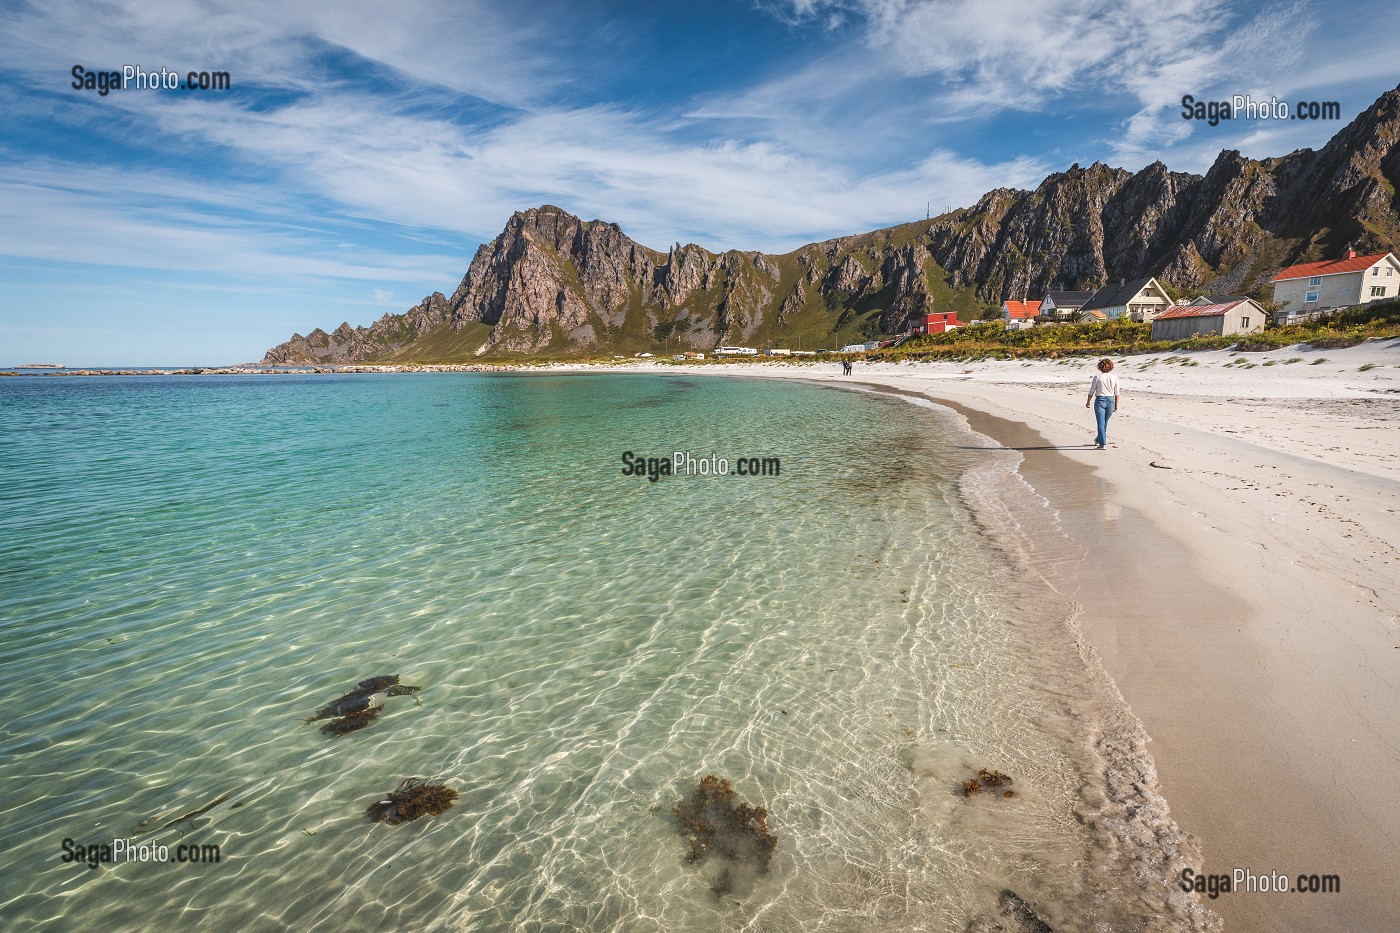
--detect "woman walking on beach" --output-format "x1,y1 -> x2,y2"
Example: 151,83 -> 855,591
1086,358 -> 1120,449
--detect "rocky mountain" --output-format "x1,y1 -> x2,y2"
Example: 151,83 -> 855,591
265,84 -> 1400,364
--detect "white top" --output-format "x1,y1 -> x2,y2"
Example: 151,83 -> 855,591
1089,372 -> 1120,397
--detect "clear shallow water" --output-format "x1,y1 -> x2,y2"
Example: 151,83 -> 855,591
0,373 -> 1198,931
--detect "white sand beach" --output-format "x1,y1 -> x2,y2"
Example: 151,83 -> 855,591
593,339 -> 1400,932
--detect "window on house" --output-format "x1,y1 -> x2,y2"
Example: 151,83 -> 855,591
1389,267 -> 1394,277
1241,317 -> 1250,328
1373,268 -> 1380,276
1305,291 -> 1319,302
1371,286 -> 1386,297
1308,276 -> 1321,286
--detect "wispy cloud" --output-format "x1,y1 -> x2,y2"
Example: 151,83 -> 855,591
0,161 -> 463,281
101,89 -> 1048,252
0,0 -> 555,106
748,0 -> 1336,165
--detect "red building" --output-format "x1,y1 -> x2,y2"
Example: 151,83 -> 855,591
909,312 -> 959,335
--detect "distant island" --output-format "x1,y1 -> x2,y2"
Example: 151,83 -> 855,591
15,363 -> 63,369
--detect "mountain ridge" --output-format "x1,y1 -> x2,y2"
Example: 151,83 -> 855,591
264,84 -> 1400,364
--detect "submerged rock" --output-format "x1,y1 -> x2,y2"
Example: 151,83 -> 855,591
366,778 -> 458,825
353,675 -> 399,693
309,692 -> 378,721
967,889 -> 1053,933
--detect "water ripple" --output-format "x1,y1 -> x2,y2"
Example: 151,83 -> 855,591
1,373 -> 1159,931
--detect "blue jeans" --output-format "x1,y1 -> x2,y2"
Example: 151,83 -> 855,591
1093,396 -> 1116,447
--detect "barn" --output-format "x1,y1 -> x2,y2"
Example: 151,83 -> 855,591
1150,298 -> 1267,341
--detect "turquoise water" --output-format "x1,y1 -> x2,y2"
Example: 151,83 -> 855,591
0,373 -> 1194,931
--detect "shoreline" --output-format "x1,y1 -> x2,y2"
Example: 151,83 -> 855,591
7,344 -> 1396,927
609,343 -> 1400,931
852,379 -> 1220,930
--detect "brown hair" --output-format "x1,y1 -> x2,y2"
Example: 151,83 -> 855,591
1097,358 -> 1114,372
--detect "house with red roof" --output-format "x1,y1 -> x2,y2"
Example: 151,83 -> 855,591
1150,298 -> 1266,341
1269,249 -> 1400,315
1001,299 -> 1042,320
908,311 -> 959,335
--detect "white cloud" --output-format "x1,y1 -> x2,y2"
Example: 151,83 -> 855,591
0,161 -> 461,282
748,0 -> 1337,165
0,0 -> 553,106
99,86 -> 1048,252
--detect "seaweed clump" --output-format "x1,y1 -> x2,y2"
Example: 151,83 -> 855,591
365,778 -> 458,825
306,674 -> 421,736
962,768 -> 1015,798
672,775 -> 777,879
320,707 -> 380,736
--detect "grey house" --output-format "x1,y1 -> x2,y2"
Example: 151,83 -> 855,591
1150,298 -> 1267,340
1039,289 -> 1095,319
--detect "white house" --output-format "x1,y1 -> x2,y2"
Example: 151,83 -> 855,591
1079,277 -> 1174,321
1268,250 -> 1400,315
1038,289 -> 1095,320
1150,298 -> 1266,341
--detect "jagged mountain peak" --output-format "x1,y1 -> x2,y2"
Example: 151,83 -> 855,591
263,83 -> 1400,364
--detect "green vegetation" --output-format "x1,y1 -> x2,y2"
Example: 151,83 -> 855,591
356,290 -> 1400,367
847,298 -> 1400,362
381,322 -> 495,363
860,318 -> 1168,361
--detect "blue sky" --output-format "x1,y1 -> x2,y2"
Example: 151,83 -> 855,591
2,0 -> 1398,365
